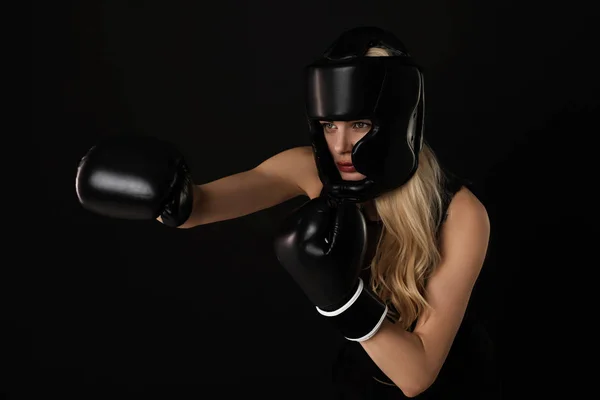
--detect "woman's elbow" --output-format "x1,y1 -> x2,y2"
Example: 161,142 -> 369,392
396,372 -> 437,398
399,384 -> 426,398
400,382 -> 432,398
401,386 -> 428,398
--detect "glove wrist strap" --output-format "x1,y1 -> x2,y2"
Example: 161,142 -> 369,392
316,278 -> 388,342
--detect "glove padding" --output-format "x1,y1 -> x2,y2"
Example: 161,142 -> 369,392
75,135 -> 193,228
274,196 -> 388,342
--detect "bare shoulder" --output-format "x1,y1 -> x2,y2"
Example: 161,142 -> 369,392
441,186 -> 490,262
255,146 -> 322,199
447,187 -> 489,227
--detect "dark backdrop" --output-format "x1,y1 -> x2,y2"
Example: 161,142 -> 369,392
17,0 -> 598,398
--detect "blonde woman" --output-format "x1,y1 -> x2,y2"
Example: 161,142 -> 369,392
76,27 -> 498,399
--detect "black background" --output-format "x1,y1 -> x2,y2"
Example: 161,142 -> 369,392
16,0 -> 598,397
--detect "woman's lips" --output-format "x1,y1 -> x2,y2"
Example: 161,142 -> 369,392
337,162 -> 357,173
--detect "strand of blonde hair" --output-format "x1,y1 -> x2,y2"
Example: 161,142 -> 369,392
371,145 -> 445,330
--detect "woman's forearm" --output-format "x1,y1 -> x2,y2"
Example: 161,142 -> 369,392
361,319 -> 432,397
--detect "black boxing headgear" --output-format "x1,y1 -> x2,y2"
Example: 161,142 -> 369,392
305,26 -> 425,202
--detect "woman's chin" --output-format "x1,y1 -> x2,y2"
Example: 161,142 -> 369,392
340,171 -> 366,181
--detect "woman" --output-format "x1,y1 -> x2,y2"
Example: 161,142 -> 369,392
76,27 -> 498,399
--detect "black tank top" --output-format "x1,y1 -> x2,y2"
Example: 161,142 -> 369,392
329,171 -> 500,399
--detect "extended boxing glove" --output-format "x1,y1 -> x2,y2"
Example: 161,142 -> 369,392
75,135 -> 193,228
273,196 -> 388,342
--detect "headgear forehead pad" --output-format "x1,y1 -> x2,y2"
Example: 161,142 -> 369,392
305,26 -> 425,202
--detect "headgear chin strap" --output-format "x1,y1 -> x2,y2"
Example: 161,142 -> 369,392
305,26 -> 425,203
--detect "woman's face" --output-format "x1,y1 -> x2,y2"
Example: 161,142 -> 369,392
320,120 -> 372,181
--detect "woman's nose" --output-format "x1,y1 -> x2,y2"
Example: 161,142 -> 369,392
333,128 -> 353,153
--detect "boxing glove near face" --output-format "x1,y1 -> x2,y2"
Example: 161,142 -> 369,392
274,196 -> 388,342
274,196 -> 367,312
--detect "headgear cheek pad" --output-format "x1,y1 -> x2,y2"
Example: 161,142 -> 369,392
305,26 -> 425,202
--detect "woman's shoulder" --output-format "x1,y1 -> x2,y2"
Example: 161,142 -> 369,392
262,145 -> 322,199
451,187 -> 487,218
442,184 -> 490,249
440,170 -> 487,227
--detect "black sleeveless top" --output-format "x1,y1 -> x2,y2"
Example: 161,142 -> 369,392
329,171 -> 500,399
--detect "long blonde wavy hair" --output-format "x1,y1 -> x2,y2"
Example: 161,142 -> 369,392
366,47 -> 447,330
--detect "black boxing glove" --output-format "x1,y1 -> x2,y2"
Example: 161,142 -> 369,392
75,135 -> 194,228
273,196 -> 388,342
